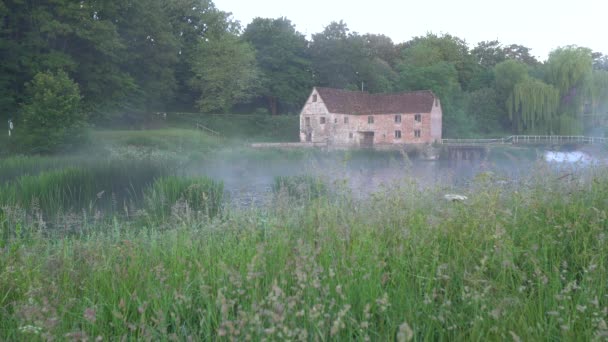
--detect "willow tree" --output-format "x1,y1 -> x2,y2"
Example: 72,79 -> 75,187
507,78 -> 559,134
590,70 -> 608,124
548,46 -> 593,97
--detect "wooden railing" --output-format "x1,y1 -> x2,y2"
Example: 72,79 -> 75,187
195,122 -> 221,137
442,135 -> 608,146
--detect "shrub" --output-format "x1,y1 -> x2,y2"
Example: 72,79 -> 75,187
15,71 -> 87,154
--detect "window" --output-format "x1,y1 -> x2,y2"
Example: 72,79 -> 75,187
368,116 -> 374,124
334,118 -> 338,124
415,114 -> 422,123
305,117 -> 310,126
349,132 -> 353,139
395,130 -> 401,139
395,115 -> 401,123
344,116 -> 349,124
312,94 -> 317,102
414,129 -> 421,138
320,117 -> 326,124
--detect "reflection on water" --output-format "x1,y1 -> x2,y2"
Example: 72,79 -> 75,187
189,149 -> 602,207
544,151 -> 594,164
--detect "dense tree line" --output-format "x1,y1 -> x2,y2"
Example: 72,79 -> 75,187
2,0 -> 608,151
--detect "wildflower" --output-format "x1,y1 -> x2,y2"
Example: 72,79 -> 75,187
18,325 -> 42,335
84,307 -> 96,323
396,321 -> 413,342
509,331 -> 521,342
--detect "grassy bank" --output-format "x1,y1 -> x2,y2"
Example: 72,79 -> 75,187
167,113 -> 300,143
1,167 -> 607,340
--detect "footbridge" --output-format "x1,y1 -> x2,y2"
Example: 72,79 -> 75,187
442,135 -> 608,146
441,135 -> 607,162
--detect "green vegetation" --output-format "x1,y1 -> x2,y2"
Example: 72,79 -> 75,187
168,113 -> 299,142
272,175 -> 329,201
2,1 -> 608,148
1,165 -> 608,340
144,176 -> 224,221
14,71 -> 86,154
2,0 -> 608,339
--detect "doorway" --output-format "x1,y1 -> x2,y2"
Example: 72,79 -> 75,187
360,132 -> 374,148
306,132 -> 312,142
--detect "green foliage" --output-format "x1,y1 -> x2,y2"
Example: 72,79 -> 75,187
168,113 -> 300,142
493,60 -> 529,101
466,87 -> 507,134
1,0 -> 606,138
547,46 -> 593,97
471,40 -> 506,68
398,61 -> 469,136
0,160 -> 171,215
591,70 -> 608,117
190,34 -> 260,113
272,175 -> 328,201
243,17 -> 313,114
401,33 -> 477,90
144,176 -> 224,220
2,168 -> 608,339
507,78 -> 560,133
15,71 -> 86,154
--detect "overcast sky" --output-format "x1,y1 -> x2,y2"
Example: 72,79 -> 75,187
213,0 -> 606,61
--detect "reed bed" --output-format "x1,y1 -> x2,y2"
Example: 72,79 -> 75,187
1,166 -> 607,340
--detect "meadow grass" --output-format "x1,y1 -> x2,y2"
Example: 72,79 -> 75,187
167,113 -> 300,143
1,166 -> 607,340
144,176 -> 224,222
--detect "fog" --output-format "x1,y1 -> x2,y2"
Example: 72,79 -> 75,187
185,147 -> 605,207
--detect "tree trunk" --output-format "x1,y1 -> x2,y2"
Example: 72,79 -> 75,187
268,96 -> 278,115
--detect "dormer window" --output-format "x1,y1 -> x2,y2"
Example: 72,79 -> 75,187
312,94 -> 318,102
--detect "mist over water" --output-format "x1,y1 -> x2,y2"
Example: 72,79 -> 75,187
187,147 -> 605,207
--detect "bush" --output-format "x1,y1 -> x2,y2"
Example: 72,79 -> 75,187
15,71 -> 87,154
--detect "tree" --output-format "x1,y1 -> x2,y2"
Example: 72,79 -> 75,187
493,60 -> 528,102
507,78 -> 559,134
243,17 -> 312,114
547,46 -> 593,99
503,44 -> 539,65
15,71 -> 86,153
116,0 -> 180,112
592,52 -> 608,71
165,0 -> 236,111
472,40 -> 506,68
190,34 -> 259,113
362,34 -> 399,67
466,87 -> 506,134
399,33 -> 477,91
397,61 -> 469,136
310,21 -> 366,90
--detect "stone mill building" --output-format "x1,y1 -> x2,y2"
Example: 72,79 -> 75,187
299,87 -> 442,147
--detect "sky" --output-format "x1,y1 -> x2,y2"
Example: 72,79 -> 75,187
213,0 -> 606,61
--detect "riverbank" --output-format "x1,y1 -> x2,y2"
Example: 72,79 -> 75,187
2,165 -> 608,340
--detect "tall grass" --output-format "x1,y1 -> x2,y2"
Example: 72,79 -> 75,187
168,113 -> 300,142
0,160 -> 172,215
1,167 -> 607,340
272,175 -> 328,201
144,176 -> 224,221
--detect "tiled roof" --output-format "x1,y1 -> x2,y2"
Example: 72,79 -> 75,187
315,87 -> 436,114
